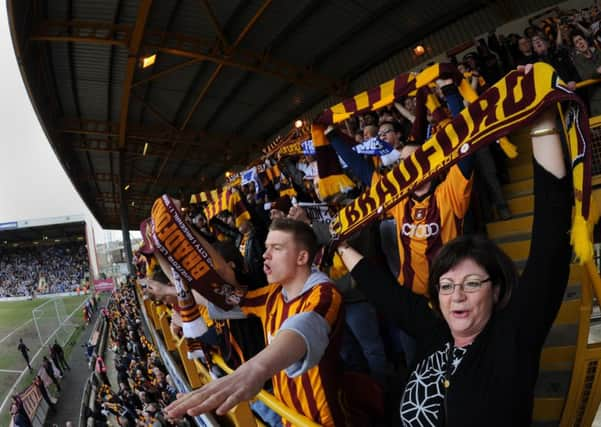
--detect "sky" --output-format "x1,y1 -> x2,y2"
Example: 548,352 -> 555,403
0,6 -> 126,244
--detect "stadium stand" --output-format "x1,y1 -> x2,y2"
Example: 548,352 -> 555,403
132,4 -> 601,426
0,243 -> 88,297
8,1 -> 601,426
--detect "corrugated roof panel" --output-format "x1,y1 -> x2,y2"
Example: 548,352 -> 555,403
54,79 -> 78,117
116,0 -> 140,24
318,23 -> 399,78
156,62 -> 220,123
208,75 -> 282,132
97,181 -> 115,194
271,2 -> 362,66
46,0 -> 69,20
144,86 -> 191,124
167,1 -> 215,40
49,44 -> 76,116
72,44 -> 112,82
49,43 -> 71,80
110,80 -> 123,123
72,0 -> 121,22
245,110 -> 289,136
108,49 -> 128,123
194,70 -> 250,129
208,0 -> 246,31
147,58 -> 207,93
77,80 -> 109,120
222,0 -> 265,43
147,1 -> 178,29
186,96 -> 222,129
237,0 -> 314,51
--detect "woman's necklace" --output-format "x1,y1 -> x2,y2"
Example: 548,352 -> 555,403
442,343 -> 453,389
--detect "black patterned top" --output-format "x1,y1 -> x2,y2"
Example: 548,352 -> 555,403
401,343 -> 468,426
352,161 -> 573,426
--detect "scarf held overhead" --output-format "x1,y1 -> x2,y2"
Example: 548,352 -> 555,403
151,195 -> 247,309
330,62 -> 594,263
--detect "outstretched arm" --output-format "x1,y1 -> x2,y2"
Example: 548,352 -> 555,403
164,329 -> 306,417
514,67 -> 572,345
326,128 -> 375,186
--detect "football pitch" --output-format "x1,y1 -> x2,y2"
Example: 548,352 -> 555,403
0,295 -> 87,418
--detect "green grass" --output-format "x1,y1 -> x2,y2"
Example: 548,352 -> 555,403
0,294 -> 88,422
0,296 -> 86,329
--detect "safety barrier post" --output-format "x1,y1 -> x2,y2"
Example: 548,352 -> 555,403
175,337 -> 203,388
159,309 -> 177,351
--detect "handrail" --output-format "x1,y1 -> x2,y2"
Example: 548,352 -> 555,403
210,354 -> 322,427
558,260 -> 601,426
137,283 -> 321,427
584,260 -> 601,304
136,287 -> 220,427
575,78 -> 601,90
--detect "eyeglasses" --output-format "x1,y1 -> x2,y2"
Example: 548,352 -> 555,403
438,276 -> 491,295
378,129 -> 393,138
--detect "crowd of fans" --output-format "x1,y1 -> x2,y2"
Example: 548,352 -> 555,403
0,242 -> 88,297
86,285 -> 189,427
8,4 -> 595,427
132,4 -> 601,427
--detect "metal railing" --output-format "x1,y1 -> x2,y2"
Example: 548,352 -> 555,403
139,289 -> 321,427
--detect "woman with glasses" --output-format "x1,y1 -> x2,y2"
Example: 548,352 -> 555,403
336,98 -> 572,426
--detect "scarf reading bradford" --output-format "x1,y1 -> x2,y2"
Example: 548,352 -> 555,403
326,62 -> 596,263
151,194 -> 247,310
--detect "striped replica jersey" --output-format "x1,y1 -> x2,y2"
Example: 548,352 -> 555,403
388,165 -> 472,295
241,281 -> 344,427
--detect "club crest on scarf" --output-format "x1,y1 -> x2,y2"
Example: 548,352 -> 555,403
327,63 -> 594,263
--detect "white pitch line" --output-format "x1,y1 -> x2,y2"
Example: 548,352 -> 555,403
0,297 -> 89,415
0,319 -> 33,344
0,369 -> 23,374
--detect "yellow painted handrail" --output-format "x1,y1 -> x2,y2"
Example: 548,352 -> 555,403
210,354 -> 322,427
137,284 -> 321,427
584,260 -> 601,304
574,78 -> 601,90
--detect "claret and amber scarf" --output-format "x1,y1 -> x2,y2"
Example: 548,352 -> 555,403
324,62 -> 596,263
151,194 -> 247,309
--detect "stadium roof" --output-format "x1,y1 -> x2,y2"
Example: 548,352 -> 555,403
0,220 -> 86,247
7,0 -> 552,229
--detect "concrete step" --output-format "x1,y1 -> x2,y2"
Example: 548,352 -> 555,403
498,239 -> 530,262
507,194 -> 534,217
532,397 -> 564,422
540,345 -> 576,371
535,370 -> 572,398
503,178 -> 534,199
487,215 -> 533,240
508,162 -> 534,182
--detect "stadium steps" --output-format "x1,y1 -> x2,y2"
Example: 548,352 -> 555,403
488,133 -> 583,426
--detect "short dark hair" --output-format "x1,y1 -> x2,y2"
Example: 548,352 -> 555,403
379,120 -> 402,133
427,234 -> 516,315
269,218 -> 319,265
571,30 -> 587,42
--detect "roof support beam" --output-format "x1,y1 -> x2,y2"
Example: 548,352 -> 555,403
30,21 -> 344,94
150,40 -> 342,94
179,0 -> 273,131
131,58 -> 202,88
118,0 -> 153,149
199,0 -> 229,49
56,118 -> 258,146
79,173 -> 201,188
31,20 -> 130,46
